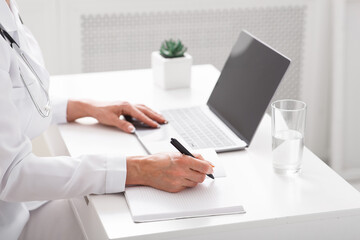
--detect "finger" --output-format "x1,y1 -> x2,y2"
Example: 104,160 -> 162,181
124,105 -> 159,128
137,105 -> 167,123
185,156 -> 214,175
193,153 -> 204,160
114,119 -> 136,133
136,105 -> 167,124
185,170 -> 206,183
192,153 -> 215,167
183,179 -> 198,188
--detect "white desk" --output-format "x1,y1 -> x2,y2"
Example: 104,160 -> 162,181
50,65 -> 360,240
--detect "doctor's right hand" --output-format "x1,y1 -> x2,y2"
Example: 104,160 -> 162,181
125,153 -> 214,193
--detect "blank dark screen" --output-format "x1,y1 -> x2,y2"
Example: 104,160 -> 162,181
207,31 -> 290,145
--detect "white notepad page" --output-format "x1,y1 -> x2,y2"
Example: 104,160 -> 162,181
125,149 -> 245,222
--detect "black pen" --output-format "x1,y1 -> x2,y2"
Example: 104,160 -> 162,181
170,138 -> 215,179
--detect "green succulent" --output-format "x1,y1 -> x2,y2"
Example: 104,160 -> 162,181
160,39 -> 187,58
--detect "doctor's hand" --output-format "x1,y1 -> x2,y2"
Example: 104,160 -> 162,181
125,153 -> 214,193
66,100 -> 167,133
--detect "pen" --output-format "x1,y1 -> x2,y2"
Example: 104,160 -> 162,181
170,138 -> 215,179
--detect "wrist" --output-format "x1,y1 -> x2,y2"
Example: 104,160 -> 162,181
66,100 -> 96,122
126,156 -> 148,185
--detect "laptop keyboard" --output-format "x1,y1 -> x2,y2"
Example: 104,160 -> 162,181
162,107 -> 236,149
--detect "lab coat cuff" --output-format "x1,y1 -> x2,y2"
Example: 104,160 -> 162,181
105,155 -> 127,193
51,97 -> 68,124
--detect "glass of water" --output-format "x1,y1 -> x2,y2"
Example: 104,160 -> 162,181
271,99 -> 306,174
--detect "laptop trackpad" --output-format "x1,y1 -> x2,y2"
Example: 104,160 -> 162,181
135,124 -> 181,154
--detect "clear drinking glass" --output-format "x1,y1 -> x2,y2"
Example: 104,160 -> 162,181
271,99 -> 306,174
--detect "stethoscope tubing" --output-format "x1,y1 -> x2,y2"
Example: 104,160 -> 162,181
0,24 -> 51,118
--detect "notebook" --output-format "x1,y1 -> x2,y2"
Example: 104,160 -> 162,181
124,149 -> 245,222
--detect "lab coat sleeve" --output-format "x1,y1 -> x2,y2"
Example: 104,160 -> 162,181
0,68 -> 127,201
50,97 -> 68,124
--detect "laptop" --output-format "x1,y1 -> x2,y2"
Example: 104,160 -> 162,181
135,30 -> 291,154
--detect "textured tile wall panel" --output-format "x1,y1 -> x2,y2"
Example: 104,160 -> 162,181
81,6 -> 305,101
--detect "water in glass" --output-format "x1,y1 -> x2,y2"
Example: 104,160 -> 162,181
272,129 -> 304,174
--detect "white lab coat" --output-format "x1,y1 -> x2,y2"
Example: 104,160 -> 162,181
0,1 -> 127,239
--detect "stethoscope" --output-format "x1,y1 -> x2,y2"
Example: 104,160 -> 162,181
0,24 -> 51,118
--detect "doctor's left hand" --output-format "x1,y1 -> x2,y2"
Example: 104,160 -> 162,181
66,100 -> 167,133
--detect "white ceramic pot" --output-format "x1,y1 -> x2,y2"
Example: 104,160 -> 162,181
151,51 -> 192,89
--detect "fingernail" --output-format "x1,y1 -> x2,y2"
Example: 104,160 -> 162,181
207,161 -> 215,168
208,167 -> 214,174
156,124 -> 161,128
164,120 -> 168,124
128,126 -> 136,133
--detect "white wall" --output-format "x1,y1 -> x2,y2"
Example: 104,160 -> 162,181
344,1 -> 360,169
16,0 -> 61,74
329,0 -> 360,180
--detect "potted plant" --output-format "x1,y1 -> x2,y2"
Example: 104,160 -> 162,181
152,39 -> 192,89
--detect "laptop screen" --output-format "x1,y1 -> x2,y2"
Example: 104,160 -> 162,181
207,31 -> 291,145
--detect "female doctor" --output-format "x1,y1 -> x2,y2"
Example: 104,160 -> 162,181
0,0 -> 214,239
